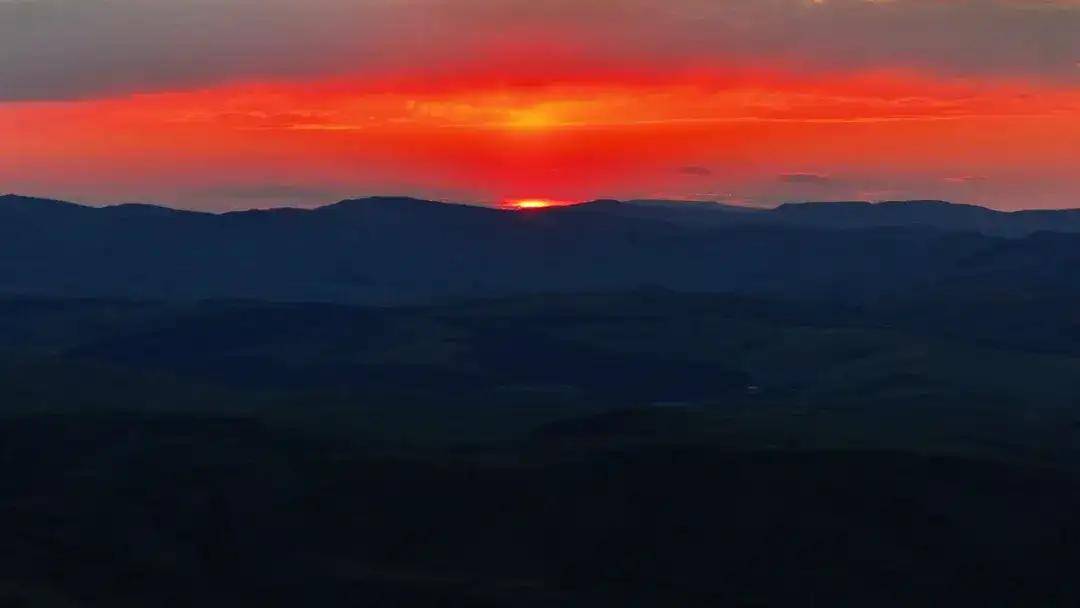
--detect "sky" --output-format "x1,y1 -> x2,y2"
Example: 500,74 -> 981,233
1,0 -> 1078,210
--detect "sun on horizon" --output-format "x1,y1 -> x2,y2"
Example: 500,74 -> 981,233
505,198 -> 564,210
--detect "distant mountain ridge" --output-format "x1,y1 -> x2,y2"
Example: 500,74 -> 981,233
2,193 -> 1079,304
558,197 -> 1080,237
6,193 -> 1080,237
771,200 -> 1080,238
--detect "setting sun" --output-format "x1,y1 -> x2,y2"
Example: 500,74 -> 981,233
507,199 -> 560,210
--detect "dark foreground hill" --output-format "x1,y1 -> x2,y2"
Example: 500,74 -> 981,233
2,194 -> 1080,304
0,290 -> 1078,606
1,292 -> 1078,464
2,413 -> 1079,607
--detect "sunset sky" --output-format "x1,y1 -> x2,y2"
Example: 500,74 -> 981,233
2,0 -> 1078,210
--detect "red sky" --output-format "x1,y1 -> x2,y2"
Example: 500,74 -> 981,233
2,0 -> 1078,210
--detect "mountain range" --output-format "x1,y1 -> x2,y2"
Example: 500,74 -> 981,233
3,192 -> 1080,608
2,193 -> 1079,304
549,197 -> 1080,237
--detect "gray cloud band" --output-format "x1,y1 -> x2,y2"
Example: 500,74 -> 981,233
1,0 -> 1077,101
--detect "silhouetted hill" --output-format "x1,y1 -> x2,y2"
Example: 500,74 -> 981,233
537,198 -> 770,230
771,199 -> 1080,237
552,198 -> 1080,236
4,414 -> 1079,607
0,193 -> 85,210
2,194 -> 1080,303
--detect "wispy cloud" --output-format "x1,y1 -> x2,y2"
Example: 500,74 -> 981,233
779,173 -> 834,186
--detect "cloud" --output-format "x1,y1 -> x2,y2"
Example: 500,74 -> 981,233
779,173 -> 834,186
1,0 -> 1077,101
943,176 -> 989,184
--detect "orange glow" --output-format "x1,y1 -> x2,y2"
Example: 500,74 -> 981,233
1,69 -> 1078,210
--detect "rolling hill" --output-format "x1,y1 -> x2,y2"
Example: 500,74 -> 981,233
2,194 -> 1079,304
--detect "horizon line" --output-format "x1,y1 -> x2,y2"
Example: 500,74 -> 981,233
7,192 -> 1080,215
